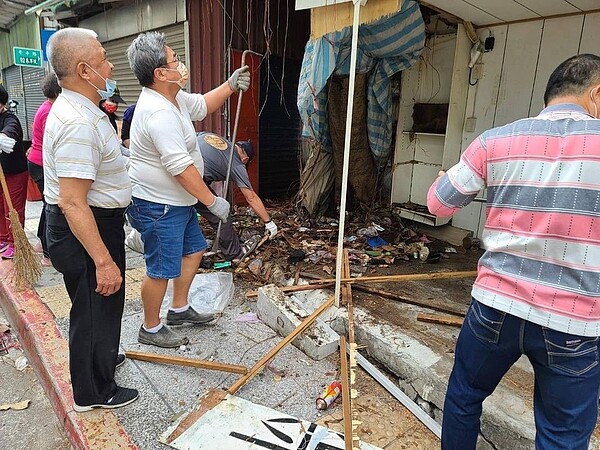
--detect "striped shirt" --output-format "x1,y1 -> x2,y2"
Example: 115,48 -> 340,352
427,103 -> 600,336
43,88 -> 131,208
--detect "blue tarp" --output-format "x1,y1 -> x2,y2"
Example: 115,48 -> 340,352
297,1 -> 425,170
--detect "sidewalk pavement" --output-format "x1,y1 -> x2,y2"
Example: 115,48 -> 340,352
0,201 -> 344,450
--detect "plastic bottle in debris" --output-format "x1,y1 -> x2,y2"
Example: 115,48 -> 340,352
316,380 -> 342,410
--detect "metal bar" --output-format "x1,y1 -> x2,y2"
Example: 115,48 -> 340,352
352,347 -> 442,439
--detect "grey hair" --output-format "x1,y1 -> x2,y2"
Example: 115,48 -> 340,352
127,32 -> 168,87
47,28 -> 98,80
40,72 -> 61,99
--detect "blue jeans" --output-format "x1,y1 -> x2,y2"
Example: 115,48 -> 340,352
443,299 -> 600,450
127,197 -> 208,279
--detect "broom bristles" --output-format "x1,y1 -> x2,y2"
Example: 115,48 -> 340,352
8,209 -> 42,290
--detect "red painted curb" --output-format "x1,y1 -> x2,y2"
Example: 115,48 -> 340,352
0,262 -> 138,450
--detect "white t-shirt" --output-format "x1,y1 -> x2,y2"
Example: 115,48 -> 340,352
43,88 -> 131,207
129,87 -> 208,206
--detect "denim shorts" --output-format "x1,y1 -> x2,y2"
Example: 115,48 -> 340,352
127,197 -> 208,279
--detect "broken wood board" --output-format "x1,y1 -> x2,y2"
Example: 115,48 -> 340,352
245,271 -> 478,298
125,351 -> 248,374
416,313 -> 463,328
160,392 -> 382,450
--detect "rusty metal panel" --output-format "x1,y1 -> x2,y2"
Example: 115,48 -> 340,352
187,0 -> 226,135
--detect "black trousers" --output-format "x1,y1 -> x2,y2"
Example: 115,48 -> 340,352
27,161 -> 47,256
195,201 -> 241,260
46,204 -> 126,405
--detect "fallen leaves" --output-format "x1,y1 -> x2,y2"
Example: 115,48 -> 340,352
0,399 -> 30,411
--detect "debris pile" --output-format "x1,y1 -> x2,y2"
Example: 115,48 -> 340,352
201,202 -> 473,283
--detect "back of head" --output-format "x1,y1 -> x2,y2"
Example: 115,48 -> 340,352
236,140 -> 254,162
40,72 -> 61,99
127,32 -> 168,87
0,84 -> 7,107
544,54 -> 600,105
47,28 -> 98,81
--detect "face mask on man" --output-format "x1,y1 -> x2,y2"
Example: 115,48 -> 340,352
163,61 -> 189,89
84,63 -> 118,100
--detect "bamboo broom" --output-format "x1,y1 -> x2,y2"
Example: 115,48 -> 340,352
0,164 -> 42,289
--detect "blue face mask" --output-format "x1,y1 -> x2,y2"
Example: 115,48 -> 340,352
85,63 -> 117,100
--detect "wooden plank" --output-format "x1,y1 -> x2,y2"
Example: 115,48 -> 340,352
529,15 -> 585,116
227,296 -> 336,394
125,351 -> 248,375
342,249 -> 352,306
417,313 -> 464,327
298,271 -> 466,316
340,336 -> 352,450
245,270 -> 478,298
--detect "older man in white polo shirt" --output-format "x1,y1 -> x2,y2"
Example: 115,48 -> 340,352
44,28 -> 138,412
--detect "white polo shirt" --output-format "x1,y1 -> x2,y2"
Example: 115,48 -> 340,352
43,88 -> 131,208
129,87 -> 208,206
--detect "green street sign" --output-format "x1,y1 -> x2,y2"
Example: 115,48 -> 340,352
13,47 -> 42,68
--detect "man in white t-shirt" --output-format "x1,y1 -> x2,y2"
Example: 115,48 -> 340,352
44,28 -> 138,412
126,31 -> 250,348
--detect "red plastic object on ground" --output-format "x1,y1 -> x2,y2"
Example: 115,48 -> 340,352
26,176 -> 42,201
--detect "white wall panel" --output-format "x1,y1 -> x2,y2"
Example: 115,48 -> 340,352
529,15 -> 585,116
494,21 -> 543,126
579,12 -> 600,54
461,25 -> 508,149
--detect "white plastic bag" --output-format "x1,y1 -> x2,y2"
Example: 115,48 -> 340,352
160,272 -> 234,317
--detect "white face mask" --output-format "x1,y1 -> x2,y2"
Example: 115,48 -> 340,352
163,61 -> 189,89
590,87 -> 599,119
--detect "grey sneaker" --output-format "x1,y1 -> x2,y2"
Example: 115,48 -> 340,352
166,306 -> 216,326
138,325 -> 189,348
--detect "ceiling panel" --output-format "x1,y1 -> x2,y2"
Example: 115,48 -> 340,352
566,0 -> 600,11
462,0 -> 540,22
423,0 -> 500,25
423,0 -> 599,25
514,0 -> 579,16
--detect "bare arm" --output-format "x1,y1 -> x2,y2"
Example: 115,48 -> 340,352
57,178 -> 122,296
175,165 -> 216,206
240,187 -> 270,223
203,81 -> 235,115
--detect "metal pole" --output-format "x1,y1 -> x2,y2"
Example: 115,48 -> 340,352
212,50 -> 263,253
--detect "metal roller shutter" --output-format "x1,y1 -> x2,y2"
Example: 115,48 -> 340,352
103,23 -> 187,112
22,67 -> 46,141
2,66 -> 27,139
1,65 -> 45,141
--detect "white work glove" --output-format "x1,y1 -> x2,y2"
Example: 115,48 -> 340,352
0,133 -> 15,154
265,220 -> 278,239
208,196 -> 230,223
228,65 -> 250,92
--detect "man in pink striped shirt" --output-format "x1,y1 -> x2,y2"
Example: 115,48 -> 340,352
428,54 -> 600,449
